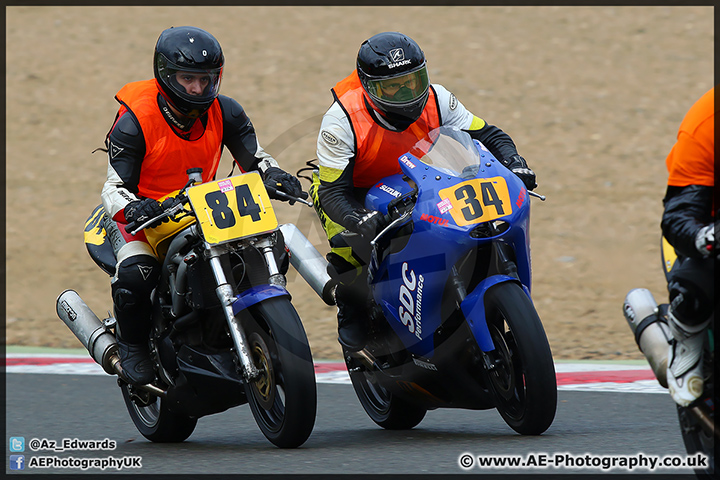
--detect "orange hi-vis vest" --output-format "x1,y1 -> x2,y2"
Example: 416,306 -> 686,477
332,70 -> 441,188
114,80 -> 224,199
665,87 -> 714,188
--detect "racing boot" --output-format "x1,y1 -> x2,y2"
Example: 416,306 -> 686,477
335,283 -> 368,352
666,310 -> 710,407
112,284 -> 156,386
116,339 -> 155,386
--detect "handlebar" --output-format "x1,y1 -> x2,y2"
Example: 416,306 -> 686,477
386,183 -> 418,220
124,169 -> 203,236
124,196 -> 189,236
529,190 -> 546,201
124,181 -> 312,236
370,211 -> 412,248
368,185 -> 418,247
264,184 -> 313,207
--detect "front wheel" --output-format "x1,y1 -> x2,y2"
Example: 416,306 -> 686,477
344,347 -> 427,430
120,382 -> 197,442
241,297 -> 317,448
484,282 -> 557,435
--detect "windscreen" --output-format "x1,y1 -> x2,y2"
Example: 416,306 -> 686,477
409,126 -> 484,178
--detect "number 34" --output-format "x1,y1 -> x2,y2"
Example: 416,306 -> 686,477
439,176 -> 513,226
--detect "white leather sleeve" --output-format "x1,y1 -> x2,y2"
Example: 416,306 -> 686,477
101,158 -> 139,220
316,102 -> 355,172
433,84 -> 475,129
315,86 -> 477,175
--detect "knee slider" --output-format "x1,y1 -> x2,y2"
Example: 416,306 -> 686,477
112,287 -> 137,312
667,257 -> 714,326
112,255 -> 160,303
668,279 -> 712,326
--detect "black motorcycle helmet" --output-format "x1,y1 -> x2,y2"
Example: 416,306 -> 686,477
153,26 -> 224,118
356,32 -> 430,125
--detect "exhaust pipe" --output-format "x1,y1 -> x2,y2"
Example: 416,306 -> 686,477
280,223 -> 336,305
56,290 -> 167,397
56,289 -> 120,375
623,288 -> 671,388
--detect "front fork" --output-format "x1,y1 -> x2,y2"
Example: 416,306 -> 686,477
207,244 -> 259,381
206,237 -> 285,381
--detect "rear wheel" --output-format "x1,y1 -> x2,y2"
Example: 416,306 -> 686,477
241,297 -> 317,448
484,282 -> 557,435
677,405 -> 715,478
676,334 -> 714,479
120,382 -> 197,443
345,347 -> 427,430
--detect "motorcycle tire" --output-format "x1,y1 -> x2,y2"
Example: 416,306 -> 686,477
484,282 -> 557,435
241,296 -> 317,448
344,347 -> 427,430
120,382 -> 197,443
676,328 -> 714,480
677,405 -> 715,478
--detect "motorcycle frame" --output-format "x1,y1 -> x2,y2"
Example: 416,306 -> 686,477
155,221 -> 290,382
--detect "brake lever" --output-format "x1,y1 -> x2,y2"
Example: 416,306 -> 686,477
529,191 -> 546,201
264,184 -> 313,207
128,202 -> 187,237
370,211 -> 412,248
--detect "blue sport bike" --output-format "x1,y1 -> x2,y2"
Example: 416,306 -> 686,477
340,126 -> 557,435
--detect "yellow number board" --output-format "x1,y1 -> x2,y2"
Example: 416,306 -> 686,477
187,172 -> 278,245
437,176 -> 513,227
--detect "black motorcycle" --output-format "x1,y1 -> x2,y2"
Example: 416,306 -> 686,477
57,168 -> 317,448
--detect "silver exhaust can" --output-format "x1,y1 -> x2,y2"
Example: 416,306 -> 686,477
280,223 -> 336,305
623,288 -> 671,388
56,289 -> 118,375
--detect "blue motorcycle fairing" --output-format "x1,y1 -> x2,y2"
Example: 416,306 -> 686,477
366,138 -> 534,358
231,284 -> 290,315
398,146 -> 533,293
460,275 -> 532,352
364,173 -> 414,215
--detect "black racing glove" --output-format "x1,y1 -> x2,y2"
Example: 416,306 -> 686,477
263,166 -> 304,204
124,197 -> 168,229
504,154 -> 537,191
344,209 -> 389,242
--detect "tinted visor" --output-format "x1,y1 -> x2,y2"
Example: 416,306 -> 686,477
365,65 -> 429,105
157,55 -> 222,104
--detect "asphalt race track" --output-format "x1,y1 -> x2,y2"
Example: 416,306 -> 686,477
4,355 -> 699,476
